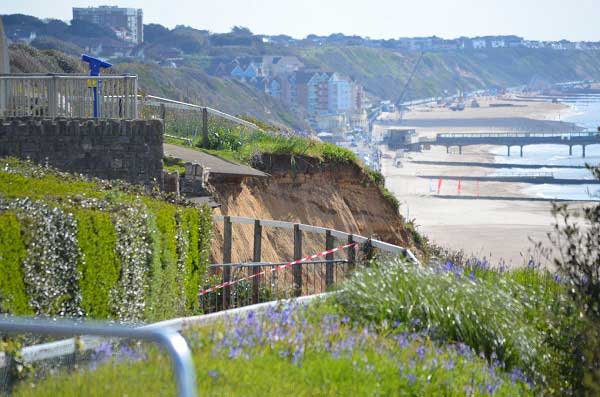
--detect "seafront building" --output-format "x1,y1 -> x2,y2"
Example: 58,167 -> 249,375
72,6 -> 144,45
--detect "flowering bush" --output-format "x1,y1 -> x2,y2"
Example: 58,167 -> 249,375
0,159 -> 213,321
335,258 -> 562,389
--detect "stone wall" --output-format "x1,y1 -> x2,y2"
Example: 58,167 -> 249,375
0,117 -> 163,186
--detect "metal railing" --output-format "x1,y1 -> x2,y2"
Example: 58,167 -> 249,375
0,74 -> 137,119
0,316 -> 196,397
139,94 -> 262,146
202,260 -> 349,313
207,215 -> 419,313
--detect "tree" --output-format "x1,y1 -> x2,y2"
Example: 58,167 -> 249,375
549,165 -> 600,396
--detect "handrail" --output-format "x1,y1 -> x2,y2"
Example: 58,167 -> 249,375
0,316 -> 197,397
139,94 -> 262,131
212,214 -> 420,264
0,74 -> 135,80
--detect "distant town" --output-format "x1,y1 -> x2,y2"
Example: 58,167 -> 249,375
3,5 -> 600,135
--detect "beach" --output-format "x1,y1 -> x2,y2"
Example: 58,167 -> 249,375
378,96 -> 591,266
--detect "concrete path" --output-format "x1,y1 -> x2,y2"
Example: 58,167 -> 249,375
164,144 -> 267,178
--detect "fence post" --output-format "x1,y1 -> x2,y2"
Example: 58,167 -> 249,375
325,229 -> 334,288
223,216 -> 232,309
347,234 -> 356,270
202,107 -> 209,147
252,219 -> 262,304
133,76 -> 138,119
293,224 -> 302,297
123,76 -> 129,119
364,238 -> 374,263
0,78 -> 5,117
47,75 -> 58,117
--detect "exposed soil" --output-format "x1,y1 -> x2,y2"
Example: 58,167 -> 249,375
208,154 -> 415,264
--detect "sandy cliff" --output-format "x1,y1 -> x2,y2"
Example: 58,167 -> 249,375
208,154 -> 416,264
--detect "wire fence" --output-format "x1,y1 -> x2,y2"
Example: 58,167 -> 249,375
138,95 -> 261,147
202,215 -> 416,314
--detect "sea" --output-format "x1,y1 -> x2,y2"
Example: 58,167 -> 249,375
490,98 -> 600,201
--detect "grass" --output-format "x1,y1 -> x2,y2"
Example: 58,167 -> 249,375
0,157 -> 182,208
333,257 -> 567,392
12,302 -> 533,397
168,125 -> 401,212
196,127 -> 359,165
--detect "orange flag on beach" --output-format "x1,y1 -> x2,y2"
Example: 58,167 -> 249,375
437,178 -> 443,195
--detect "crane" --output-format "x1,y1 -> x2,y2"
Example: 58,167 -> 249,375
395,51 -> 425,122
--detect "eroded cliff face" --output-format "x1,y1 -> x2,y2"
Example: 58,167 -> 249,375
208,154 -> 414,264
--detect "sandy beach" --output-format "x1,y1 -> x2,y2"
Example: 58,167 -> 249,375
378,96 -> 585,266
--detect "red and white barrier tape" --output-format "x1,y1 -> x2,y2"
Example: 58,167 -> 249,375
199,242 -> 358,296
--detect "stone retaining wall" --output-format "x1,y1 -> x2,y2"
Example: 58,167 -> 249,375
0,117 -> 163,187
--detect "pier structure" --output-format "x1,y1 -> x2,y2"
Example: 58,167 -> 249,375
428,131 -> 600,158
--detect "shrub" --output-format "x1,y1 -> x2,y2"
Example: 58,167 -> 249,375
145,205 -> 180,321
4,199 -> 84,317
547,165 -> 600,395
0,160 -> 215,322
75,210 -> 120,319
179,208 -> 203,314
335,258 -> 558,384
0,212 -> 30,315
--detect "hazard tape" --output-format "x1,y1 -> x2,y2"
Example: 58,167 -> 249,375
198,242 -> 358,296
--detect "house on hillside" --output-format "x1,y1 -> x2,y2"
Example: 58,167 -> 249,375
490,39 -> 506,48
207,59 -> 237,76
262,56 -> 304,77
267,78 -> 282,98
230,57 -> 264,80
472,38 -> 487,49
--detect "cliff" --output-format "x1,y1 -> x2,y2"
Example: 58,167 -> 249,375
209,154 -> 417,263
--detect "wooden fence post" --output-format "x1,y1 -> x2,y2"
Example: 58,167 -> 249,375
252,219 -> 262,304
293,224 -> 302,297
325,230 -> 334,288
222,215 -> 232,309
202,107 -> 209,148
365,238 -> 374,263
347,234 -> 356,270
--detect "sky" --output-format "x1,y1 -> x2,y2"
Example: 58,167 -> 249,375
2,0 -> 600,41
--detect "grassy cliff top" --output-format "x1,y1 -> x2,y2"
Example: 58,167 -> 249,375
0,157 -> 187,210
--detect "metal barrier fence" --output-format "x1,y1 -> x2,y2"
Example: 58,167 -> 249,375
201,260 -> 348,313
138,94 -> 262,146
0,316 -> 196,397
204,215 -> 419,313
0,74 -> 137,119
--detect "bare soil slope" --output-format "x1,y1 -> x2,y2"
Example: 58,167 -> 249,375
209,154 -> 416,264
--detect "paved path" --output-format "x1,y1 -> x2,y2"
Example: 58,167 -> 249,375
164,144 -> 268,178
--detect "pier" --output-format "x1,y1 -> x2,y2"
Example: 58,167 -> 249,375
425,131 -> 600,157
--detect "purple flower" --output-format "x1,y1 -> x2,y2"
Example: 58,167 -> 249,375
407,373 -> 417,385
416,345 -> 426,360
